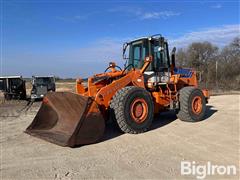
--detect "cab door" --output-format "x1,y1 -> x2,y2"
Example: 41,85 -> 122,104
129,40 -> 149,69
152,41 -> 170,72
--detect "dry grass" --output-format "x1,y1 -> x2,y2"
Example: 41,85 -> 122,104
55,82 -> 75,92
210,90 -> 240,96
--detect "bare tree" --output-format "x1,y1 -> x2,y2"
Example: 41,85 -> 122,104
175,38 -> 240,90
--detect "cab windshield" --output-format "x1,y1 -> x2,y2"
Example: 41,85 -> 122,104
153,42 -> 169,71
126,39 -> 169,71
11,78 -> 23,87
127,41 -> 148,69
35,77 -> 54,85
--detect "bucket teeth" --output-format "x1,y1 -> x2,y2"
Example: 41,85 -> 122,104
25,92 -> 105,147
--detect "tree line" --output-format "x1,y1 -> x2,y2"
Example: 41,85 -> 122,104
176,37 -> 240,90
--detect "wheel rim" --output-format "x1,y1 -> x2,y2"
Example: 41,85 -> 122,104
191,96 -> 202,114
130,98 -> 148,123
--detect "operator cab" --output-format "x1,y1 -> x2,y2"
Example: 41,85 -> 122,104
123,35 -> 172,88
31,76 -> 56,100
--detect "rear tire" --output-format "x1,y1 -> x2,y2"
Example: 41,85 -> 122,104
110,86 -> 154,134
177,87 -> 206,122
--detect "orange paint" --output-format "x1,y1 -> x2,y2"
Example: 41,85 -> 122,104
130,98 -> 148,123
75,57 -> 209,115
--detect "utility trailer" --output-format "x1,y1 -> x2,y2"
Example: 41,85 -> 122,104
0,76 -> 26,100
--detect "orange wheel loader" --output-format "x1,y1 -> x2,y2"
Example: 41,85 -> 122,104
25,35 -> 209,147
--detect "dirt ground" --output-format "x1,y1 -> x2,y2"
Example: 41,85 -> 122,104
0,94 -> 239,179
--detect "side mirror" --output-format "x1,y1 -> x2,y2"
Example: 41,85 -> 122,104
171,47 -> 176,68
171,47 -> 176,54
122,42 -> 129,60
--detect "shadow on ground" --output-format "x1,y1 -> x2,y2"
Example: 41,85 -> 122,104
101,105 -> 218,142
204,105 -> 218,119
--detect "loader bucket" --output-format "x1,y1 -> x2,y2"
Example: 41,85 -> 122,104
25,92 -> 105,147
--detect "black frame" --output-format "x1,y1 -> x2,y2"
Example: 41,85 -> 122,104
126,37 -> 170,72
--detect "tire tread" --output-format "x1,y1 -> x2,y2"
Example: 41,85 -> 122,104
177,86 -> 205,122
110,86 -> 153,133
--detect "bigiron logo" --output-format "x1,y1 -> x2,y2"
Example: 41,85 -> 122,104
181,161 -> 237,179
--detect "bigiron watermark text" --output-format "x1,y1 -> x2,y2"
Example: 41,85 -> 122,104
181,161 -> 237,179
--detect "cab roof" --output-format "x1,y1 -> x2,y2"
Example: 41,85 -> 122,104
126,34 -> 166,44
32,76 -> 54,78
0,76 -> 22,79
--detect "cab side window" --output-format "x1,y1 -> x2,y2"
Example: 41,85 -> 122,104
153,43 -> 169,71
131,41 -> 148,69
133,45 -> 141,68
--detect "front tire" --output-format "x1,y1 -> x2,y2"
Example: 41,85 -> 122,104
110,86 -> 154,134
177,87 -> 206,122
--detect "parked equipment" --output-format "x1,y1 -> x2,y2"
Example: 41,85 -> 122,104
0,76 -> 26,100
26,35 -> 209,147
30,76 -> 55,100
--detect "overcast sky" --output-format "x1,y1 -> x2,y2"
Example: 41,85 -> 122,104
1,0 -> 240,78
